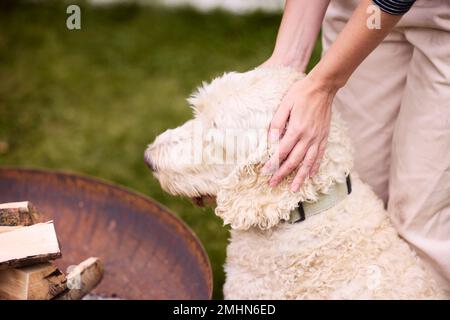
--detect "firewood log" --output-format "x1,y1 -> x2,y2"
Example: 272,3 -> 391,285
0,221 -> 61,270
0,201 -> 41,226
0,262 -> 66,300
55,257 -> 104,300
0,226 -> 22,234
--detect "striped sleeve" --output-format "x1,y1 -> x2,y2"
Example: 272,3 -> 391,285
372,0 -> 416,15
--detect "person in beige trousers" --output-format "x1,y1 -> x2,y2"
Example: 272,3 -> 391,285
262,0 -> 450,296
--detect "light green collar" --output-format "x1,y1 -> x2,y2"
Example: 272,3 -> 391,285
288,175 -> 352,224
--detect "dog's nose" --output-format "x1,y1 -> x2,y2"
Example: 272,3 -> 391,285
144,151 -> 157,172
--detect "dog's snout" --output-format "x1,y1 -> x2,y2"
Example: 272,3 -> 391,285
148,159 -> 157,172
144,150 -> 157,172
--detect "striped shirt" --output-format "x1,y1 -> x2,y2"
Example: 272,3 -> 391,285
373,0 -> 416,15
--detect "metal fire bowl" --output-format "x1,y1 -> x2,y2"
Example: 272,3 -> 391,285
0,168 -> 212,300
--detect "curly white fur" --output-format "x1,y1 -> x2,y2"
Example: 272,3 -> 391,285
145,67 -> 445,299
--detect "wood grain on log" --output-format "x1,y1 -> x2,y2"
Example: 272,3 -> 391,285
0,221 -> 61,270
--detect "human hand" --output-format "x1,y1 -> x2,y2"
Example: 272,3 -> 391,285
262,75 -> 337,192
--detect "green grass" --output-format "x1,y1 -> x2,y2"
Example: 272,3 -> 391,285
0,0 -> 321,299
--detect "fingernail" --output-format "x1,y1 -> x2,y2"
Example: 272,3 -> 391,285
269,179 -> 278,188
291,183 -> 299,192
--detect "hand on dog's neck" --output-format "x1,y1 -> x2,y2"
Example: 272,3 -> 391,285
215,110 -> 353,231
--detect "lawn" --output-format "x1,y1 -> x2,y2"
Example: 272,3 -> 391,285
0,0 -> 321,299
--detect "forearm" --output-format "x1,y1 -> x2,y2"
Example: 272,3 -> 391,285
266,0 -> 412,188
309,0 -> 403,90
269,0 -> 330,72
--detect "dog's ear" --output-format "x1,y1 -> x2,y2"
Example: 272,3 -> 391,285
215,151 -> 301,230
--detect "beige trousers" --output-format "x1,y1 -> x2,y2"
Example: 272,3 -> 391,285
322,0 -> 450,295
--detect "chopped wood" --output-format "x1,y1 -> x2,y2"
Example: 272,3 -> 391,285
0,226 -> 23,234
0,262 -> 67,300
0,201 -> 41,226
0,221 -> 61,270
55,257 -> 104,300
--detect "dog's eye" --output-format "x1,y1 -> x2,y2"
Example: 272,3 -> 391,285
212,122 -> 217,128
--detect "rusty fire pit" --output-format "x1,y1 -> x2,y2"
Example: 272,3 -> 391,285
0,167 -> 212,300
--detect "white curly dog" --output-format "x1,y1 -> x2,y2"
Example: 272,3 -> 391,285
145,67 -> 445,299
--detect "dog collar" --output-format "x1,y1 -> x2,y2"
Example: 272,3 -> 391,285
288,175 -> 352,224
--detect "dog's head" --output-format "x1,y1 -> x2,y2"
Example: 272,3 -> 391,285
145,67 -> 353,230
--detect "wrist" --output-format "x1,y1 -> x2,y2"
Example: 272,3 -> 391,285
267,51 -> 309,72
305,68 -> 341,96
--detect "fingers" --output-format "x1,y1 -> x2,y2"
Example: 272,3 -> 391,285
263,125 -> 302,176
268,139 -> 309,187
309,138 -> 327,178
291,144 -> 319,192
268,98 -> 293,143
260,75 -> 334,192
262,98 -> 294,175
